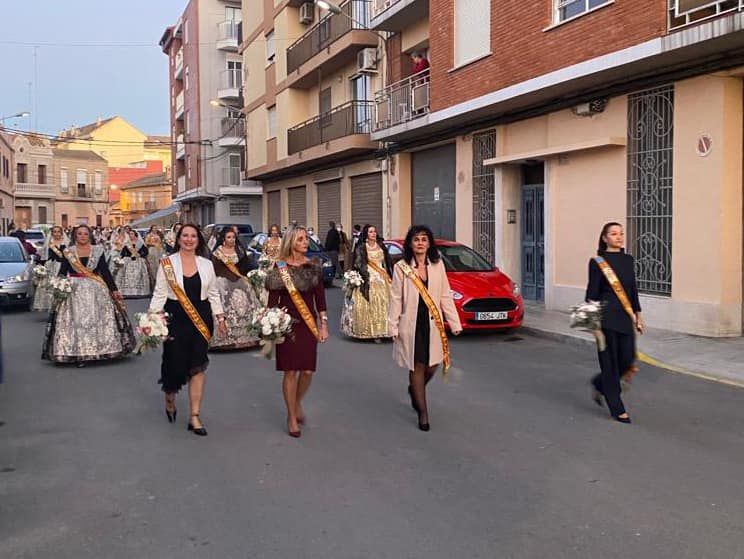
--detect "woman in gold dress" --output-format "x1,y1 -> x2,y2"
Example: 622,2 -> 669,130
342,224 -> 393,341
263,223 -> 282,262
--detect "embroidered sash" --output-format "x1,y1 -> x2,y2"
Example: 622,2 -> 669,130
160,257 -> 212,343
64,248 -> 127,315
276,260 -> 321,341
367,259 -> 391,285
48,244 -> 64,259
214,249 -> 250,284
594,257 -> 637,323
398,261 -> 451,373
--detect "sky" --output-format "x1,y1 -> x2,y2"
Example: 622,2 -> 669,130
0,0 -> 188,137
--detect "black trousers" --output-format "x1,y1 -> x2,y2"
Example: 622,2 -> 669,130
591,328 -> 635,417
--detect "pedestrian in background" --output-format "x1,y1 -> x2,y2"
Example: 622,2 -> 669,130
338,223 -> 351,272
266,225 -> 328,438
586,222 -> 644,424
149,224 -> 227,436
389,225 -> 461,431
324,221 -> 340,278
264,223 -> 282,262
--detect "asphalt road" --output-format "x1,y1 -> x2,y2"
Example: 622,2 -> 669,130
1,287 -> 744,559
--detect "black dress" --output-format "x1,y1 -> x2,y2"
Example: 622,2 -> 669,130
160,273 -> 214,393
413,279 -> 430,368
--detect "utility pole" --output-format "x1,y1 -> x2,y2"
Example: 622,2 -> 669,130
33,46 -> 39,131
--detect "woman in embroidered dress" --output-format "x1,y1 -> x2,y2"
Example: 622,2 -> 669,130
342,224 -> 392,341
266,225 -> 328,438
587,222 -> 644,425
32,226 -> 68,312
149,224 -> 227,436
42,224 -> 135,367
263,223 -> 282,262
210,228 -> 259,350
145,228 -> 165,288
113,230 -> 151,298
389,225 -> 462,432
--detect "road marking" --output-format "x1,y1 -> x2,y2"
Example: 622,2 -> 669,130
637,351 -> 744,389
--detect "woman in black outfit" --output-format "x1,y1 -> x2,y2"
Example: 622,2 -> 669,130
586,222 -> 645,424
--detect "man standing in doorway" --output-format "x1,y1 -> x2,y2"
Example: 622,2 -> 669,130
325,221 -> 340,278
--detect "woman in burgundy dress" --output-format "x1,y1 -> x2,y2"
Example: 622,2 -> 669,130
266,226 -> 328,438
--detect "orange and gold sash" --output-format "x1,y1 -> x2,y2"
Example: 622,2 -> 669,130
367,259 -> 391,285
48,244 -> 64,259
594,257 -> 636,323
214,249 -> 250,284
276,260 -> 320,341
160,257 -> 212,343
398,261 -> 451,374
64,248 -> 127,313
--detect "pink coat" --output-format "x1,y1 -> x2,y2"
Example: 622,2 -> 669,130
388,259 -> 462,370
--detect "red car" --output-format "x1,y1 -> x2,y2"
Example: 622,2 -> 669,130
384,239 -> 524,331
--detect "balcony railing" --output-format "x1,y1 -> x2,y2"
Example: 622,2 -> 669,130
371,0 -> 400,18
220,167 -> 242,187
287,0 -> 371,74
668,0 -> 744,29
221,117 -> 246,138
15,183 -> 56,195
145,201 -> 158,211
288,100 -> 373,155
219,69 -> 242,94
374,69 -> 429,131
216,20 -> 242,50
175,91 -> 185,118
174,47 -> 184,78
176,134 -> 186,159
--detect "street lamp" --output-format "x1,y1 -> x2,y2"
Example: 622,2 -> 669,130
0,111 -> 31,123
315,0 -> 342,14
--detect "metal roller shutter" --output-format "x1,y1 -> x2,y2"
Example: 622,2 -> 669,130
288,186 -> 307,226
267,190 -> 281,229
316,180 -> 341,242
351,173 -> 383,232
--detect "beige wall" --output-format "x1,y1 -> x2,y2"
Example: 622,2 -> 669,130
244,39 -> 266,104
247,105 -> 268,170
388,153 -> 412,239
401,17 -> 429,53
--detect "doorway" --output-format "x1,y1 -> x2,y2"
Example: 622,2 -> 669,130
521,164 -> 544,301
412,144 -> 456,240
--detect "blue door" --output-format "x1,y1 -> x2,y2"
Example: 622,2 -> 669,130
521,184 -> 544,300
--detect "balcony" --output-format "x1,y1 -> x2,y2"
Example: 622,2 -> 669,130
175,91 -> 185,120
216,20 -> 241,51
176,134 -> 186,159
145,200 -> 158,211
370,0 -> 428,31
288,100 -> 373,155
285,0 -> 378,89
216,117 -> 246,147
373,69 -> 429,132
15,182 -> 55,197
174,47 -> 184,79
219,167 -> 242,188
217,69 -> 242,100
668,0 -> 744,29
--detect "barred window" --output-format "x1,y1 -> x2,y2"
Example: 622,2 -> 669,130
627,85 -> 674,296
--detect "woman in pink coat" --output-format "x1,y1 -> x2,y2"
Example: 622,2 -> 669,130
389,225 -> 462,431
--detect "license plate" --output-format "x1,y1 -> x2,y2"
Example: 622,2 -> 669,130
475,311 -> 508,321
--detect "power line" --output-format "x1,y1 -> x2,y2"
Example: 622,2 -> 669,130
0,36 -> 301,48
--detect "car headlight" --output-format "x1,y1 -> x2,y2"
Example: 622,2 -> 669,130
512,283 -> 521,297
451,290 -> 463,300
5,274 -> 26,284
322,260 -> 333,268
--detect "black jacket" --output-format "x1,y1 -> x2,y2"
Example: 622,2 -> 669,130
585,251 -> 641,335
325,228 -> 340,252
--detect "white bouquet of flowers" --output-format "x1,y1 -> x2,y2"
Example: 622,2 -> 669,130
343,270 -> 363,297
111,256 -> 125,270
246,269 -> 267,295
248,306 -> 293,358
134,310 -> 170,354
32,265 -> 48,286
257,253 -> 272,271
569,300 -> 605,351
48,276 -> 74,303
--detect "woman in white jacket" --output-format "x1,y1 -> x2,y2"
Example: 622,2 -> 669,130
149,224 -> 227,436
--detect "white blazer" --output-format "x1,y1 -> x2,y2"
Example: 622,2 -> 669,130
149,253 -> 224,316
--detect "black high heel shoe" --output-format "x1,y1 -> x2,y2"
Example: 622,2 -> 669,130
614,415 -> 632,424
187,414 -> 207,436
418,421 -> 430,432
165,407 -> 177,423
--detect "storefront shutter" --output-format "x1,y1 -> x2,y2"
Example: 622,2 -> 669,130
351,172 -> 383,232
316,180 -> 341,243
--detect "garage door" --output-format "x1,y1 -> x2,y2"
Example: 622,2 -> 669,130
413,144 -> 456,240
351,173 -> 382,232
288,186 -> 307,226
267,190 -> 281,229
316,180 -> 341,243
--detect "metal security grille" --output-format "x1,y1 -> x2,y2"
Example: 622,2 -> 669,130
472,130 -> 497,264
627,85 -> 674,296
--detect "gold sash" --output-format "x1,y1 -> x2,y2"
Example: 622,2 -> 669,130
594,257 -> 637,323
398,261 -> 451,373
64,248 -> 127,314
160,257 -> 212,343
276,260 -> 321,341
48,244 -> 64,259
214,249 -> 250,284
367,259 -> 391,285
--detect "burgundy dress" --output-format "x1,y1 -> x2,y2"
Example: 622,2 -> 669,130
267,259 -> 326,371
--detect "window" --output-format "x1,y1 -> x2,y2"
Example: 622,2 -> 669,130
38,164 -> 47,184
627,85 -> 674,296
38,206 -> 47,224
185,66 -> 190,90
17,163 -> 27,183
95,171 -> 103,194
185,110 -> 191,137
225,6 -> 242,22
60,168 -> 69,193
267,105 -> 277,139
554,0 -> 610,23
184,19 -> 189,44
266,30 -> 275,64
187,155 -> 192,179
227,60 -> 242,89
319,88 -> 332,127
77,169 -> 87,197
454,0 -> 490,67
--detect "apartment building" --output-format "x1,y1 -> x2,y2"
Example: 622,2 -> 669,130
51,149 -> 109,228
0,130 -> 14,234
161,0 -> 262,230
11,134 -> 55,228
361,0 -> 744,337
242,0 -> 386,241
119,172 -> 173,224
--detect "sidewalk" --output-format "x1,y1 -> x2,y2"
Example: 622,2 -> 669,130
521,301 -> 744,387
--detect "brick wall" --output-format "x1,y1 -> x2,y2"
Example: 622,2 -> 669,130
428,0 -> 668,112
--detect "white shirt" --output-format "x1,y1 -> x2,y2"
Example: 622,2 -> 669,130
149,253 -> 224,315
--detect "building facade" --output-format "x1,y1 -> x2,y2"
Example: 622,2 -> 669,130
51,149 -> 109,228
11,134 -> 55,229
161,0 -> 262,230
348,0 -> 743,338
109,161 -> 164,226
119,172 -> 173,224
0,130 -> 14,234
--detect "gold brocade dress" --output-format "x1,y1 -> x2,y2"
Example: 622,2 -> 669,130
264,237 -> 281,262
345,245 -> 391,339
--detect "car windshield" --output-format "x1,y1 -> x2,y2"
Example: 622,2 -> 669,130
24,231 -> 44,240
0,242 -> 26,263
438,244 -> 493,272
249,233 -> 322,253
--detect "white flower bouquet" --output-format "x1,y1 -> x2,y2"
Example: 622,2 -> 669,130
248,306 -> 293,358
111,256 -> 125,270
134,310 -> 170,354
257,253 -> 272,271
48,276 -> 74,303
246,269 -> 267,296
569,300 -> 606,351
32,265 -> 48,286
343,270 -> 363,297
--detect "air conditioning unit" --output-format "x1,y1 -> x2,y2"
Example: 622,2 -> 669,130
299,3 -> 314,25
357,48 -> 378,72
